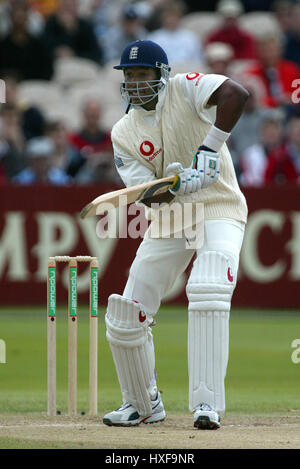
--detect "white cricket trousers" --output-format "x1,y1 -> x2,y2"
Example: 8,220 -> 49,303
123,218 -> 245,315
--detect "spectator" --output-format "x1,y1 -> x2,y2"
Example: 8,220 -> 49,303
204,42 -> 234,75
44,0 -> 103,64
44,120 -> 81,178
239,110 -> 284,187
0,103 -> 24,153
148,1 -> 203,65
245,31 -> 300,109
272,0 -> 293,35
229,76 -> 268,174
0,103 -> 27,182
92,0 -> 128,48
0,0 -> 53,80
0,103 -> 26,180
101,4 -> 147,64
0,138 -> 24,183
283,3 -> 300,68
68,99 -> 117,183
0,0 -> 45,38
142,0 -> 173,32
13,136 -> 71,185
3,71 -> 46,140
265,116 -> 300,184
206,0 -> 258,60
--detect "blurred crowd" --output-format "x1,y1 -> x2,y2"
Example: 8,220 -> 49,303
0,0 -> 300,187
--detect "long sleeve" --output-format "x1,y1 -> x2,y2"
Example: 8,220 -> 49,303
113,142 -> 156,188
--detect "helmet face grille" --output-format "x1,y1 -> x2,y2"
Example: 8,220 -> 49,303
121,79 -> 164,107
156,62 -> 170,83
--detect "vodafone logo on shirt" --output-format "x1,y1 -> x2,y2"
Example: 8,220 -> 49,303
140,140 -> 154,156
140,141 -> 162,161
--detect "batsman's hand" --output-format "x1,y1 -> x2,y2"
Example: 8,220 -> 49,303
191,146 -> 220,188
166,163 -> 202,196
166,146 -> 220,196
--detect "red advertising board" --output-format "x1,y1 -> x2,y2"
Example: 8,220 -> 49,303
236,185 -> 300,308
0,184 -> 299,308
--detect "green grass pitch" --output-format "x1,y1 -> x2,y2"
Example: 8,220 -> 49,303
0,306 -> 299,415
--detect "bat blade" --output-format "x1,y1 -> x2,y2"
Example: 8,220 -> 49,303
80,175 -> 177,219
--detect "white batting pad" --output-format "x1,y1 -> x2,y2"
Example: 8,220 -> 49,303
105,294 -> 155,417
186,251 -> 236,413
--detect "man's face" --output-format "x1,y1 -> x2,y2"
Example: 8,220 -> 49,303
122,18 -> 141,35
162,12 -> 181,31
261,121 -> 282,149
83,102 -> 101,128
30,156 -> 51,182
258,38 -> 281,66
60,0 -> 77,14
48,125 -> 67,147
124,67 -> 158,106
11,5 -> 28,28
208,59 -> 229,75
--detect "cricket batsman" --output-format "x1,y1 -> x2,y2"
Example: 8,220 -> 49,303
103,40 -> 248,429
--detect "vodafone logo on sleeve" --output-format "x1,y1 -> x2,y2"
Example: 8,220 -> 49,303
186,72 -> 200,80
186,72 -> 204,86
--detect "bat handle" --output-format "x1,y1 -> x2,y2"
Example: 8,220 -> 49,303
170,175 -> 180,192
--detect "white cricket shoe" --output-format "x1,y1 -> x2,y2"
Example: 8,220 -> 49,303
193,403 -> 221,430
103,389 -> 166,427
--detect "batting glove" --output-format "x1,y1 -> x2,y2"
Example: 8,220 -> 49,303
191,145 -> 220,188
166,162 -> 202,196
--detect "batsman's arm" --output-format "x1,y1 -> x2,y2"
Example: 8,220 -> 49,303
113,143 -> 175,207
113,145 -> 155,187
163,77 -> 249,196
207,79 -> 249,133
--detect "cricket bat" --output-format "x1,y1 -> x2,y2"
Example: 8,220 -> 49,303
80,175 -> 178,219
